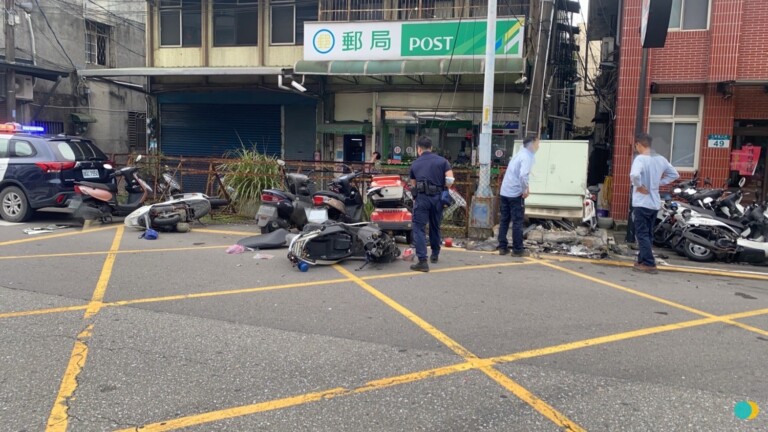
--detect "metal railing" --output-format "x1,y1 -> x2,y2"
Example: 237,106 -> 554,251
318,0 -> 529,21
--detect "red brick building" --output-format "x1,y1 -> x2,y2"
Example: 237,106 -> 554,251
610,0 -> 768,219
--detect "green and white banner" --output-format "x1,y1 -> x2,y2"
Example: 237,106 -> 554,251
305,18 -> 524,61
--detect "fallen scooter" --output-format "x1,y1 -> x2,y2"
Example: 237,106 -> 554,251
124,193 -> 211,233
155,163 -> 230,209
287,222 -> 401,269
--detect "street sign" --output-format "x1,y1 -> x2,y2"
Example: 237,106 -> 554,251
393,146 -> 402,155
305,18 -> 524,61
707,134 -> 731,148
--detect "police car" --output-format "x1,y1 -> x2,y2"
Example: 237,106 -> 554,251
0,123 -> 114,222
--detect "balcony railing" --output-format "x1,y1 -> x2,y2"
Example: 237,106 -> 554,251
318,0 -> 529,22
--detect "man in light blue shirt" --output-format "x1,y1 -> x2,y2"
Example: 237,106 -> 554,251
498,136 -> 539,256
630,133 -> 679,274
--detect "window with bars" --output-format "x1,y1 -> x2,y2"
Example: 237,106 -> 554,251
85,21 -> 112,67
128,112 -> 147,150
318,0 -> 528,21
648,96 -> 702,169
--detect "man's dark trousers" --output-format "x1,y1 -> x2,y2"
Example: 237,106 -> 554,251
498,195 -> 525,253
633,206 -> 657,266
413,194 -> 443,261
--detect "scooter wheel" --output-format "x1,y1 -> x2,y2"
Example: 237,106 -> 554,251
175,222 -> 190,233
154,213 -> 182,227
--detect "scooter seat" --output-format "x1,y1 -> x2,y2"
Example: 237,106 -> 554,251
315,191 -> 345,202
690,189 -> 723,202
78,181 -> 117,192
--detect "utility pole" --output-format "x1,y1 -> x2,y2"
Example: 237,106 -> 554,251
4,0 -> 16,122
468,0 -> 497,235
524,0 -> 554,136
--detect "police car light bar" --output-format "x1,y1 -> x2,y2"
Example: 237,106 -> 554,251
0,123 -> 45,133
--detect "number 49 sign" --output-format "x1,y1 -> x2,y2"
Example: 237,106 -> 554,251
707,134 -> 731,148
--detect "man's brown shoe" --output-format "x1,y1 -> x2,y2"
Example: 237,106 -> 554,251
633,263 -> 659,274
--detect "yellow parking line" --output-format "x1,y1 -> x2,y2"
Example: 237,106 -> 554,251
119,305 -> 768,432
542,255 -> 768,281
0,304 -> 88,319
0,225 -> 116,247
46,226 -> 124,432
0,262 -> 532,321
334,264 -> 585,431
106,278 -> 352,308
0,245 -> 230,261
193,228 -> 260,236
539,261 -> 768,338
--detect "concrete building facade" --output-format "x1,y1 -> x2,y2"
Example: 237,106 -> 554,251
1,0 -> 147,154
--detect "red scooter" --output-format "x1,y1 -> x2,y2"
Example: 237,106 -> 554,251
367,175 -> 413,244
69,158 -> 151,223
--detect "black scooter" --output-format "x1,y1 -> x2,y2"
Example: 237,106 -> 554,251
309,166 -> 364,224
257,160 -> 317,234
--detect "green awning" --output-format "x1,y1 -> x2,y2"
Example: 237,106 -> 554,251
295,58 -> 525,76
316,122 -> 373,135
71,113 -> 98,123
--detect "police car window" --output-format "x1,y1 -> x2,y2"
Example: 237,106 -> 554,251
56,142 -> 78,161
0,138 -> 8,157
11,140 -> 36,158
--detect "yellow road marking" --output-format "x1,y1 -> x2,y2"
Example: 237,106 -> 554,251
539,261 -> 768,338
193,228 -> 260,236
121,306 -> 768,431
0,245 -> 229,261
0,225 -> 116,247
85,227 -> 124,319
333,264 -> 584,431
0,263 -> 535,321
0,305 -> 87,319
334,264 -> 477,359
46,325 -> 93,432
106,278 -> 352,308
46,226 -> 124,432
363,261 -> 537,280
543,255 -> 768,281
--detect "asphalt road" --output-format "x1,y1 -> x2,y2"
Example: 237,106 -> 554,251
1,212 -> 767,431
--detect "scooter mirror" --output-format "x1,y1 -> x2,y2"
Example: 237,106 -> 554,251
136,155 -> 143,162
739,177 -> 746,187
704,177 -> 712,186
277,159 -> 286,166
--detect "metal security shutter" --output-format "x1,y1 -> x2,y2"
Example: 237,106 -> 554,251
160,104 -> 282,157
283,105 -> 317,160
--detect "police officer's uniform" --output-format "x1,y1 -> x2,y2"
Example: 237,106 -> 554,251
409,151 -> 451,264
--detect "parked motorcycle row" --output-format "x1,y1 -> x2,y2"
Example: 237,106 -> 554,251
653,172 -> 768,265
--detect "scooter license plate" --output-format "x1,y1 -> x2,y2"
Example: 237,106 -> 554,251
307,208 -> 328,223
82,169 -> 99,179
67,197 -> 82,209
256,205 -> 277,226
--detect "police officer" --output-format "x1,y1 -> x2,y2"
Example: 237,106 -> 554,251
409,136 -> 454,272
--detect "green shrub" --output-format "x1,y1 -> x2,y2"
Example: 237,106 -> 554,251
219,147 -> 281,216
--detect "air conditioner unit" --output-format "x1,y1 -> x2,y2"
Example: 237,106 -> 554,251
15,75 -> 34,100
601,37 -> 615,62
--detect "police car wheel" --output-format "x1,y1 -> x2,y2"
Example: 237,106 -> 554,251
0,186 -> 32,222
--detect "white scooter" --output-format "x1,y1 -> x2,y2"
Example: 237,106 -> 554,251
680,202 -> 768,263
124,193 -> 211,233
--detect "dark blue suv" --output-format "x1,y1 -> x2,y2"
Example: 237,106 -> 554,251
0,124 -> 114,222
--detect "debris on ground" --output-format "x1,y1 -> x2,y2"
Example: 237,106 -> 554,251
462,220 -> 612,259
253,253 -> 274,260
226,244 -> 248,254
23,224 -> 76,235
